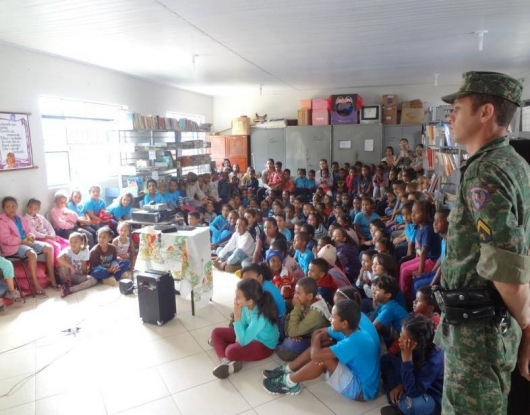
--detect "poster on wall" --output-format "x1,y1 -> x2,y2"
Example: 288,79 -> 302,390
0,112 -> 34,171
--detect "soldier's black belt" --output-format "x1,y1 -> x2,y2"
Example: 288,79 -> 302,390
432,286 -> 509,332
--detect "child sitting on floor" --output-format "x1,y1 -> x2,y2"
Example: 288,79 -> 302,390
58,232 -> 98,298
267,249 -> 293,300
262,300 -> 380,402
112,222 -> 135,269
276,277 -> 331,362
210,278 -> 278,379
293,231 -> 314,275
380,315 -> 444,415
307,258 -> 337,306
89,227 -> 130,286
370,276 -> 408,344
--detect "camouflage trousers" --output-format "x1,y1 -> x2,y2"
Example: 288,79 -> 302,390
442,321 -> 520,415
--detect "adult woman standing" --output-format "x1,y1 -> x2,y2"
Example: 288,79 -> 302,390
381,146 -> 397,167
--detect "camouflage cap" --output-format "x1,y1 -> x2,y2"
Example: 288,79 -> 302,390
441,71 -> 522,106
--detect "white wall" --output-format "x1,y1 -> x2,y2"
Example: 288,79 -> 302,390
213,80 -> 530,132
0,43 -> 213,213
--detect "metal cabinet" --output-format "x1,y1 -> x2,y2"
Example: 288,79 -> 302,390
332,124 -> 383,166
250,128 -> 286,172
285,126 -> 332,172
383,125 -> 423,154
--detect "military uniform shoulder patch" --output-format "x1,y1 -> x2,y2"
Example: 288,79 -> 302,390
469,185 -> 490,212
477,219 -> 492,243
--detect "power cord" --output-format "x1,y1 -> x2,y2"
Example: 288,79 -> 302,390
0,290 -> 124,399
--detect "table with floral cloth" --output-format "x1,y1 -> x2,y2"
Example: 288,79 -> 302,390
134,226 -> 213,311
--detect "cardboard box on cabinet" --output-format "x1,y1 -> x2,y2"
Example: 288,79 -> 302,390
312,110 -> 329,126
401,107 -> 425,124
382,105 -> 398,125
382,94 -> 399,106
312,99 -> 330,111
232,117 -> 251,135
299,99 -> 312,110
298,109 -> 312,126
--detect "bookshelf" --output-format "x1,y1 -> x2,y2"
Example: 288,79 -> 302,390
117,115 -> 211,196
423,120 -> 467,205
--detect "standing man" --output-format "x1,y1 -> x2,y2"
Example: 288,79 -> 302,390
434,72 -> 530,414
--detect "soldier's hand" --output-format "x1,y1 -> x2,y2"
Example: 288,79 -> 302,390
518,326 -> 530,381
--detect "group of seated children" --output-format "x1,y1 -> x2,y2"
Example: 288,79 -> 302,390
203,157 -> 447,415
0,185 -> 136,307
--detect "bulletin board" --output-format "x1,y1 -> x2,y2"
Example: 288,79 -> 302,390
0,112 -> 34,171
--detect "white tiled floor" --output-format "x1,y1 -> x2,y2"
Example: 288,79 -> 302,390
0,270 -> 387,415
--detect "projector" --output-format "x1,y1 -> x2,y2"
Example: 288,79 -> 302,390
143,203 -> 168,212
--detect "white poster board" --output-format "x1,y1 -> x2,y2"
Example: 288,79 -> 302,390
0,112 -> 34,171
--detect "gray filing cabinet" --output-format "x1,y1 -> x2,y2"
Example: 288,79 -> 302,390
285,126 -> 332,172
250,128 -> 286,172
332,124 -> 383,166
383,125 -> 423,154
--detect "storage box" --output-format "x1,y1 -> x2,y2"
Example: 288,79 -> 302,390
299,99 -> 312,110
312,99 -> 330,111
232,116 -> 250,135
382,95 -> 399,106
312,110 -> 329,126
402,99 -> 424,109
298,109 -> 312,126
329,94 -> 363,113
382,105 -> 398,125
401,107 -> 425,124
331,110 -> 358,125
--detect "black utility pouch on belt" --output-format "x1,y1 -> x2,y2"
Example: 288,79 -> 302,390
432,286 -> 509,331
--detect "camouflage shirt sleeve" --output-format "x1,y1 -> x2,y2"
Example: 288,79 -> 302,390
465,161 -> 530,285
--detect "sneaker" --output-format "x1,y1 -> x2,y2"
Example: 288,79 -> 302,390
212,359 -> 243,379
262,363 -> 289,379
380,406 -> 402,415
263,374 -> 301,395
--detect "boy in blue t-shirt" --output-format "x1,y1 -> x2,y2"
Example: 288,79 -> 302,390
294,168 -> 308,196
370,275 -> 408,337
293,231 -> 314,274
412,209 -> 450,294
353,197 -> 380,243
166,178 -> 181,210
142,179 -> 165,205
262,299 -> 380,401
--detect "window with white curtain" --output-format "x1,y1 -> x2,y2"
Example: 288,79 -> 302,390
40,96 -> 128,186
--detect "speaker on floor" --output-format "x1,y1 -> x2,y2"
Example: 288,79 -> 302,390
137,270 -> 176,326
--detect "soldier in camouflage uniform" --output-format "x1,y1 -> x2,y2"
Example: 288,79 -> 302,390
434,72 -> 530,414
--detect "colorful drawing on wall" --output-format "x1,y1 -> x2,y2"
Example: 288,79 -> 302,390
0,113 -> 34,171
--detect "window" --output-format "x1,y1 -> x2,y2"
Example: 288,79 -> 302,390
40,96 -> 127,187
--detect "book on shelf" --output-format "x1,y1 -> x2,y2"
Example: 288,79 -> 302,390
129,112 -> 201,132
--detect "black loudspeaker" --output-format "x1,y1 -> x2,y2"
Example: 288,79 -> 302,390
137,270 -> 176,326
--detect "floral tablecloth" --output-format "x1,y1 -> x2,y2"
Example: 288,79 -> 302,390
134,226 -> 213,309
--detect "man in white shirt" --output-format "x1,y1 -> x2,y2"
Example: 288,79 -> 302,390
214,217 -> 256,272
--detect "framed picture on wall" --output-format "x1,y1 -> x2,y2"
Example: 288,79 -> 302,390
0,112 -> 34,171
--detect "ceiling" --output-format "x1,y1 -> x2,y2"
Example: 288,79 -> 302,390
1,0 -> 530,97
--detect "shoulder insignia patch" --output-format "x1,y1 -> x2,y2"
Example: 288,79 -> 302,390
477,219 -> 492,243
469,185 -> 490,212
